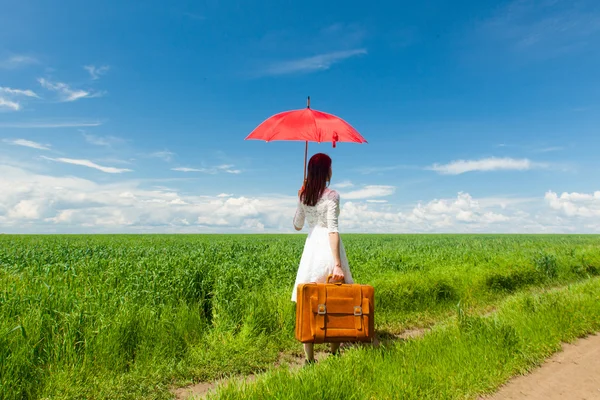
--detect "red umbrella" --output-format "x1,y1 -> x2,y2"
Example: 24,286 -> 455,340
245,97 -> 367,182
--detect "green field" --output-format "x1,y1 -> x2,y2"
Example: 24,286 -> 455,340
1,234 -> 600,399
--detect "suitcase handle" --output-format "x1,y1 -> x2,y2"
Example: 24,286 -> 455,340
327,274 -> 345,284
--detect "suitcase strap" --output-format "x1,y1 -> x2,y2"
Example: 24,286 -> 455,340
354,286 -> 366,339
315,285 -> 327,342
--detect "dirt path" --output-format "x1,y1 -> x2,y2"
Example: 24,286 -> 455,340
483,334 -> 600,400
171,350 -> 328,400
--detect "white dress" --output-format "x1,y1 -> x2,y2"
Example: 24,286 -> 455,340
290,188 -> 354,302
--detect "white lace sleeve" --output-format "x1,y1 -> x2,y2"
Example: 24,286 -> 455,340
293,200 -> 305,230
326,190 -> 340,233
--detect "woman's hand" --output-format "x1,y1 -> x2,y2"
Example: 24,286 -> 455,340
298,180 -> 306,198
331,263 -> 344,282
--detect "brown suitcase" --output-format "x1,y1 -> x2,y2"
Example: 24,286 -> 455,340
295,276 -> 375,343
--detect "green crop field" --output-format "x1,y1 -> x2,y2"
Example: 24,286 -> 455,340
1,234 -> 600,399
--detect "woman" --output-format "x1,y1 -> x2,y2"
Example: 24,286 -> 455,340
291,152 -> 354,365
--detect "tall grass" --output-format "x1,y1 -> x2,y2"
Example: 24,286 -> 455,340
214,277 -> 600,399
1,234 -> 599,399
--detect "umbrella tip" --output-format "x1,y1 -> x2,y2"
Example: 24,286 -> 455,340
307,96 -> 310,109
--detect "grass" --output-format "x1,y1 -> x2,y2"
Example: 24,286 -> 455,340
213,277 -> 600,399
1,234 -> 600,399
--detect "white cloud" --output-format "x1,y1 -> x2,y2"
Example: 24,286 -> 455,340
149,151 -> 175,162
0,98 -> 20,111
82,133 -> 125,147
38,78 -> 104,102
0,120 -> 102,128
97,158 -> 133,166
172,164 -> 243,174
545,190 -> 600,218
355,165 -> 416,175
41,156 -> 132,174
216,165 -> 241,173
0,165 -> 295,232
3,139 -> 51,151
8,199 -> 44,220
534,146 -> 564,153
477,196 -> 539,209
408,192 -> 510,225
332,180 -> 354,189
172,167 -> 204,172
340,192 -> 515,233
480,0 -> 600,57
366,200 -> 387,203
0,87 -> 40,112
264,49 -> 367,75
0,55 -> 38,69
340,185 -> 395,200
0,87 -> 39,98
84,65 -> 110,80
0,164 -> 598,233
428,157 -> 542,175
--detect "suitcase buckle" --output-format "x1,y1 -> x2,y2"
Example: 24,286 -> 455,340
317,304 -> 327,315
353,306 -> 363,316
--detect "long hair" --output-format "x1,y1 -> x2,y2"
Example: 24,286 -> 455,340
301,153 -> 332,207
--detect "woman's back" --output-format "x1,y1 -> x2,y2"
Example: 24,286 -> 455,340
295,188 -> 340,233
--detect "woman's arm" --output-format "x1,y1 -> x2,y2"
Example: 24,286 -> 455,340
293,201 -> 305,231
329,232 -> 344,281
329,232 -> 342,264
327,191 -> 344,281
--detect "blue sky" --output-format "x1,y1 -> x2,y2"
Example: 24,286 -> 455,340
1,0 -> 599,233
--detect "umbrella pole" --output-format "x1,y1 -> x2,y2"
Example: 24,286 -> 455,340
303,96 -> 310,184
303,140 -> 308,183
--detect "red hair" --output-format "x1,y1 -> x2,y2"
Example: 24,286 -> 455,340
301,153 -> 332,207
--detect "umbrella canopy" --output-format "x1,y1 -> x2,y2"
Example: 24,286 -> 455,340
245,97 -> 367,181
